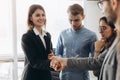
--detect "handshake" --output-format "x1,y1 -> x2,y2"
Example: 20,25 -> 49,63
48,53 -> 68,71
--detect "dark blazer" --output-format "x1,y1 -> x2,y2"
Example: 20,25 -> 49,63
21,30 -> 52,80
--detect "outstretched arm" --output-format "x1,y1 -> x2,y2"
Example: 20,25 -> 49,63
50,49 -> 107,71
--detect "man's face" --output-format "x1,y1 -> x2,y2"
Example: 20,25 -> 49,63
68,13 -> 84,30
99,0 -> 117,23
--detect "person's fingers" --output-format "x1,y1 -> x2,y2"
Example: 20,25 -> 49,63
55,64 -> 64,71
50,57 -> 67,71
50,58 -> 59,69
114,28 -> 117,31
48,54 -> 54,60
54,62 -> 61,71
50,59 -> 55,68
100,38 -> 106,42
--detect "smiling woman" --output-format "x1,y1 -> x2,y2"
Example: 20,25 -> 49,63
21,4 -> 53,80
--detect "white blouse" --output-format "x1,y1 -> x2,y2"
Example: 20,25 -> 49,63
33,28 -> 47,49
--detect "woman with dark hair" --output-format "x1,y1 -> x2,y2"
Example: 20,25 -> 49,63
94,16 -> 116,58
21,4 -> 52,80
93,16 -> 116,79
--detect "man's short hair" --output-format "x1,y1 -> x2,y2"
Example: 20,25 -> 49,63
67,4 -> 84,16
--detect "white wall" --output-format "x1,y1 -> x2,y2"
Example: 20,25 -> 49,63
84,1 -> 103,38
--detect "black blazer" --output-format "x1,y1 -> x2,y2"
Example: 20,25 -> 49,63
21,30 -> 52,80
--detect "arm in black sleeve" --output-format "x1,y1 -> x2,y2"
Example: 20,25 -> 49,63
22,34 -> 50,70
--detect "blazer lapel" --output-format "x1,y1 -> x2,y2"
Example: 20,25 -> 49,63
99,37 -> 119,80
44,35 -> 50,52
103,37 -> 118,64
31,30 -> 46,51
36,35 -> 46,50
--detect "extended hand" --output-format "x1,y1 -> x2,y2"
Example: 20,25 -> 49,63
50,56 -> 67,71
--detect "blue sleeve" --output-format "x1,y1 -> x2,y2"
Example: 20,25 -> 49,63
55,34 -> 64,57
89,33 -> 98,56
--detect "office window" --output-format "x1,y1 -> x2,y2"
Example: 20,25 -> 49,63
0,1 -> 13,80
0,1 -> 12,55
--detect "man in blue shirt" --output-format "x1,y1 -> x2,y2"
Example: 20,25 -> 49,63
55,4 -> 97,80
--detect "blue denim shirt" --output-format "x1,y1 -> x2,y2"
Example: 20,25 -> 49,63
55,26 -> 97,80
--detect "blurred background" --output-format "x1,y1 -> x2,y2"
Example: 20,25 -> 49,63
0,0 -> 102,80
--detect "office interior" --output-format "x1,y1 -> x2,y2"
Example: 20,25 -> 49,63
0,0 -> 102,80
